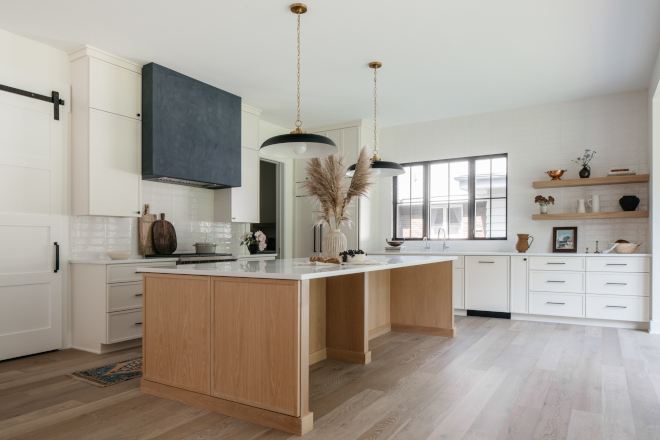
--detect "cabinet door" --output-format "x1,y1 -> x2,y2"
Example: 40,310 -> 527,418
230,147 -> 259,223
453,268 -> 464,309
510,256 -> 528,314
89,109 -> 141,217
294,197 -> 319,258
89,58 -> 141,120
241,111 -> 260,150
294,131 -> 325,183
465,256 -> 509,312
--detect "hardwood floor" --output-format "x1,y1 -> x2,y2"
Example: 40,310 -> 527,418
1,316 -> 659,439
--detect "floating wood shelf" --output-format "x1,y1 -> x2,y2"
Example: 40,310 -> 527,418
532,211 -> 649,221
532,174 -> 649,189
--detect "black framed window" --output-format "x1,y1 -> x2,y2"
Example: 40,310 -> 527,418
393,154 -> 507,240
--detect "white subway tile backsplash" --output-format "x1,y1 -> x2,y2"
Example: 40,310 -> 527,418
71,181 -> 251,259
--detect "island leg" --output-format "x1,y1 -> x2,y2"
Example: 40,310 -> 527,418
390,261 -> 456,337
325,273 -> 372,364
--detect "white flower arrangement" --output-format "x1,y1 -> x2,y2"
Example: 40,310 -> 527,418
240,230 -> 267,251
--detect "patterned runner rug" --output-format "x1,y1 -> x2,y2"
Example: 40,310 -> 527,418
68,356 -> 142,387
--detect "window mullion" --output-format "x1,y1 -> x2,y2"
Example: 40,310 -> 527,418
468,159 -> 476,240
423,163 -> 429,239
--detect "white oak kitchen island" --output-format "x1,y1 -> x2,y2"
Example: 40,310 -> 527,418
137,255 -> 456,435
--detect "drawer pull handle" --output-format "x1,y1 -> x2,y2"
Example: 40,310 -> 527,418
606,263 -> 627,266
479,261 -> 495,263
606,283 -> 627,285
135,322 -> 143,325
606,305 -> 627,308
547,280 -> 566,283
546,302 -> 565,305
135,293 -> 144,296
547,262 -> 565,265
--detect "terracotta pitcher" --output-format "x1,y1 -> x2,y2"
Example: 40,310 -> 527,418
516,234 -> 534,253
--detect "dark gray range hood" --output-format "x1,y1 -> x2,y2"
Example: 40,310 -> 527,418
142,63 -> 241,189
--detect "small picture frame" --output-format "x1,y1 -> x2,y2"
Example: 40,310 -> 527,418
552,227 -> 578,253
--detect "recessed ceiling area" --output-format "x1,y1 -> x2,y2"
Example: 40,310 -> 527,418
2,0 -> 659,128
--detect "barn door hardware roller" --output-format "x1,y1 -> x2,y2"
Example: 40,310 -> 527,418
0,84 -> 65,120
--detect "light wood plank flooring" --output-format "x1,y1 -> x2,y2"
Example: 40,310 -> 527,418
2,316 -> 660,439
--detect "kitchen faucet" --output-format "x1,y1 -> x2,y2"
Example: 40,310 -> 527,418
423,237 -> 430,251
437,227 -> 448,252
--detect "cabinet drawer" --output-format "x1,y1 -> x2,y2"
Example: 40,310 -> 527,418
107,309 -> 143,344
529,293 -> 584,318
107,282 -> 143,312
452,256 -> 464,269
586,257 -> 650,273
586,273 -> 649,297
529,257 -> 585,271
529,271 -> 584,293
586,295 -> 649,322
107,262 -> 174,283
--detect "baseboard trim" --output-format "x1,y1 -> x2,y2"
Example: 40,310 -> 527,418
467,310 -> 511,319
141,379 -> 313,435
326,348 -> 372,364
309,348 -> 327,365
649,320 -> 660,334
511,313 -> 649,330
368,323 -> 392,340
391,323 -> 456,338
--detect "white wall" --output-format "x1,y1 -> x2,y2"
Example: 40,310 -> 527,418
376,90 -> 650,254
649,46 -> 660,333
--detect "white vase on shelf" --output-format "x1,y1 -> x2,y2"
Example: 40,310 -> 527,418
323,229 -> 347,259
540,205 -> 548,214
577,199 -> 586,213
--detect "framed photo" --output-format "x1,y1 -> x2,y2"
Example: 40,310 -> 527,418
552,227 -> 578,253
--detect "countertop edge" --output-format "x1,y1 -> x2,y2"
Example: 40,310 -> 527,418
367,251 -> 651,257
69,258 -> 180,265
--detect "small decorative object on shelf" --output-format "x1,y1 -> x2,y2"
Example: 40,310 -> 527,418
535,195 -> 555,214
240,230 -> 267,254
577,199 -> 586,214
573,149 -> 596,178
515,234 -> 534,253
339,249 -> 365,263
586,247 -> 589,253
546,170 -> 566,181
587,195 -> 600,212
594,240 -> 600,254
608,168 -> 636,177
613,241 -> 642,254
552,227 -> 578,253
301,146 -> 376,258
619,195 -> 640,211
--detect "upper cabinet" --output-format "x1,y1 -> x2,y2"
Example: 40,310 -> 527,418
89,57 -> 142,120
70,46 -> 143,217
241,105 -> 260,150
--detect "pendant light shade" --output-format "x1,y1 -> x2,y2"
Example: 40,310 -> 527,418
260,4 -> 338,159
347,62 -> 404,178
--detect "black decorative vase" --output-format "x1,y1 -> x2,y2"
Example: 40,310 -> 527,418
248,244 -> 259,254
619,195 -> 640,212
579,166 -> 590,178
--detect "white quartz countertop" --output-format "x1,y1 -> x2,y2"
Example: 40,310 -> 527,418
136,255 -> 456,280
368,251 -> 651,257
69,257 -> 179,265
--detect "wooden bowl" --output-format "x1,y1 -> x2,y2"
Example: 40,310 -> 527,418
546,170 -> 566,180
106,251 -> 132,260
385,239 -> 404,247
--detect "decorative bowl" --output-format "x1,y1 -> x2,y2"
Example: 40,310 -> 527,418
613,242 -> 642,254
546,170 -> 567,180
347,254 -> 365,263
385,239 -> 404,247
106,251 -> 132,260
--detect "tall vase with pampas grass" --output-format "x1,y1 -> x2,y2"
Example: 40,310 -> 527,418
301,147 -> 376,258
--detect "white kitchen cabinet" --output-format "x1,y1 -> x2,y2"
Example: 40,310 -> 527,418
214,147 -> 260,223
89,57 -> 141,120
465,256 -> 509,312
70,46 -> 143,217
241,105 -> 261,150
453,268 -> 465,309
510,256 -> 528,314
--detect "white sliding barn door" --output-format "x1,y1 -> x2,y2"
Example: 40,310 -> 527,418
0,82 -> 64,360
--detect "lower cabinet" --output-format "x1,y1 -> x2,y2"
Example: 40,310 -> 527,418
465,256 -> 509,312
586,295 -> 649,321
510,256 -> 528,313
529,292 -> 585,318
452,268 -> 464,309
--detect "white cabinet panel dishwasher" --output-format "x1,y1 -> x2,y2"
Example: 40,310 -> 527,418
464,256 -> 509,313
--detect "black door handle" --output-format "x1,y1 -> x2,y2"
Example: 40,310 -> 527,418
313,227 -> 316,253
54,242 -> 59,273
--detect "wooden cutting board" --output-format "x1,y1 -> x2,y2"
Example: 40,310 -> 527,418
152,213 -> 177,255
138,205 -> 157,255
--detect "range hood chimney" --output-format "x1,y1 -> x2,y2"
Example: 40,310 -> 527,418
142,63 -> 241,189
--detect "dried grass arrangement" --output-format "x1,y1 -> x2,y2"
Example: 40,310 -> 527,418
301,146 -> 376,229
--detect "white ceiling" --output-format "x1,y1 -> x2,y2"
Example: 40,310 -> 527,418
2,0 -> 660,129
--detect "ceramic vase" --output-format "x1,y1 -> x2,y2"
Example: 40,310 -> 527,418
323,229 -> 347,259
577,199 -> 586,213
619,195 -> 640,211
516,234 -> 534,253
248,244 -> 259,255
540,205 -> 548,214
579,166 -> 590,178
588,195 -> 600,213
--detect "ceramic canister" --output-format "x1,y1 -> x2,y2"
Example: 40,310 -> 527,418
588,195 -> 600,213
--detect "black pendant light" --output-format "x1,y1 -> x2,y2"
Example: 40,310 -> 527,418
260,4 -> 338,159
347,62 -> 404,178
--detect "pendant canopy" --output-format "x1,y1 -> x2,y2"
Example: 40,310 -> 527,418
260,4 -> 338,159
347,62 -> 404,177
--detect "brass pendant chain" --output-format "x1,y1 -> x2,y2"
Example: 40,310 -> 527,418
295,13 -> 302,129
373,67 -> 378,159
